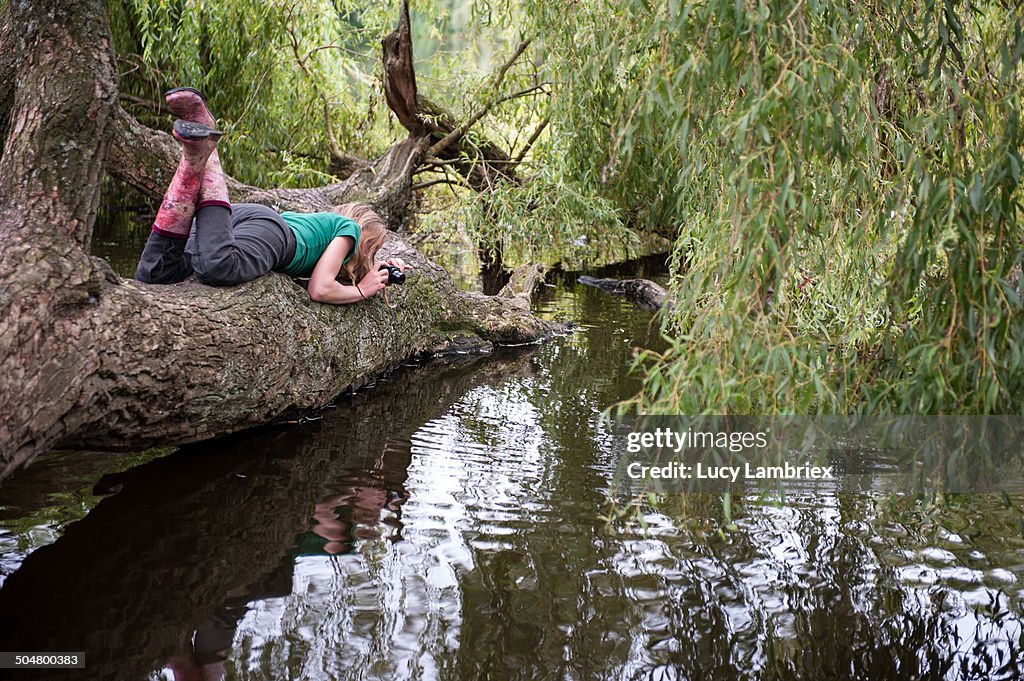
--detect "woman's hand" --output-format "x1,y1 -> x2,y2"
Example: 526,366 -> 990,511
357,265 -> 390,298
385,257 -> 413,271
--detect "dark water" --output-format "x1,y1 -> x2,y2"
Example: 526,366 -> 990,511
2,220 -> 1024,679
89,179 -> 155,276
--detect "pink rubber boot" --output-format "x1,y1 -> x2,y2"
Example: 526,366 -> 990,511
165,88 -> 230,211
198,148 -> 231,210
151,121 -> 223,239
164,87 -> 216,127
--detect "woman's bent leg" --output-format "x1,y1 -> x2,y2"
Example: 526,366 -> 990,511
188,203 -> 295,286
135,231 -> 194,283
135,117 -> 219,283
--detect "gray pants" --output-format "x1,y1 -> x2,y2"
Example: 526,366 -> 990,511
135,203 -> 297,285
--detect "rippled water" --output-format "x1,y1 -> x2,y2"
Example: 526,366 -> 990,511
2,257 -> 1024,680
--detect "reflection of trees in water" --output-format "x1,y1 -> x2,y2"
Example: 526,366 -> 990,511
217,335 -> 1024,679
525,492 -> 1024,681
3,332 -> 1022,680
231,373 -> 1023,678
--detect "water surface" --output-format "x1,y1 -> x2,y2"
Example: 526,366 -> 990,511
1,256 -> 1023,680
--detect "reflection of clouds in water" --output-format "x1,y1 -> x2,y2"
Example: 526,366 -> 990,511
231,543 -> 464,680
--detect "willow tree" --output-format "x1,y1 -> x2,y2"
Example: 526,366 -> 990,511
500,0 -> 1024,415
107,0 -> 400,186
95,0 -> 1024,416
0,0 -> 559,482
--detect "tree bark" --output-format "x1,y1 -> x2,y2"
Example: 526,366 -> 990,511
0,5 -> 16,147
0,0 -> 560,483
381,0 -> 423,136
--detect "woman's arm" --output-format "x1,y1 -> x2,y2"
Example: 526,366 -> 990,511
307,236 -> 388,304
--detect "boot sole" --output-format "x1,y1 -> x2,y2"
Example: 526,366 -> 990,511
165,86 -> 206,101
173,120 -> 223,141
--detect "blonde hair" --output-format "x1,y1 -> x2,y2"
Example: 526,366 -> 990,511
332,203 -> 387,283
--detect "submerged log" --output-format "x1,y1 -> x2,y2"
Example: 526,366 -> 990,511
0,0 -> 560,482
577,275 -> 668,311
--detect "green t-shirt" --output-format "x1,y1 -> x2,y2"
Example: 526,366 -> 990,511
279,211 -> 361,277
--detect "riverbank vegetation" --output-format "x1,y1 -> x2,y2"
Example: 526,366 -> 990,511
110,0 -> 1024,415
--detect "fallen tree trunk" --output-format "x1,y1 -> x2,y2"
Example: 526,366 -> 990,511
0,0 -> 560,482
5,237 -> 556,460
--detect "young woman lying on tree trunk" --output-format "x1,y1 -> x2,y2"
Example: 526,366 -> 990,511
134,88 -> 410,304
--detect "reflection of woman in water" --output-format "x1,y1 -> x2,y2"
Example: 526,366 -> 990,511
159,442 -> 413,676
135,87 -> 409,302
160,479 -> 403,679
295,442 -> 413,556
300,485 -> 405,555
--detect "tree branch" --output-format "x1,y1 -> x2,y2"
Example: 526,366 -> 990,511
119,93 -> 164,114
427,38 -> 533,159
514,116 -> 549,165
494,83 -> 551,106
285,1 -> 345,162
411,176 -> 469,192
378,8 -> 540,193
381,0 -> 422,135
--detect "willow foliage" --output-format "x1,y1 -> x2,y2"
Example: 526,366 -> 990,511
106,0 -> 502,185
517,0 -> 1024,414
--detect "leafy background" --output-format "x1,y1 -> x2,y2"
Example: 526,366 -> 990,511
108,0 -> 1024,415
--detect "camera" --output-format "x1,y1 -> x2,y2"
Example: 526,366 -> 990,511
380,263 -> 406,285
